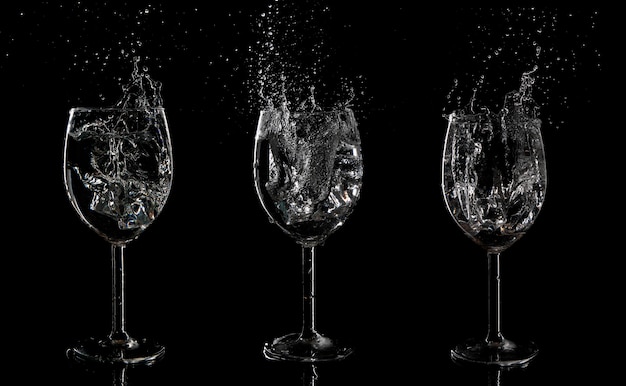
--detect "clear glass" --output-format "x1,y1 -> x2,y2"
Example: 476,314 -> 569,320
63,107 -> 173,365
254,108 -> 363,362
441,109 -> 546,367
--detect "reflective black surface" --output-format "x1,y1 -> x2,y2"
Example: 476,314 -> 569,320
2,2 -> 618,384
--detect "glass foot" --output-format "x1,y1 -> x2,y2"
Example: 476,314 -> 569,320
451,338 -> 538,368
263,332 -> 353,362
67,337 -> 165,366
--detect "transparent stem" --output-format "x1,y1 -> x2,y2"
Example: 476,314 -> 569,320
300,246 -> 318,340
109,244 -> 131,344
486,252 -> 504,344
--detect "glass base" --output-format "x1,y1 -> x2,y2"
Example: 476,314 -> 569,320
67,337 -> 165,366
263,332 -> 353,362
451,338 -> 538,368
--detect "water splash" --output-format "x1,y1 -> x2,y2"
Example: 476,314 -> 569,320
445,7 -> 601,129
5,3 -> 177,107
115,57 -> 164,108
254,107 -> 363,246
65,54 -> 169,240
443,76 -> 546,251
249,0 -> 363,113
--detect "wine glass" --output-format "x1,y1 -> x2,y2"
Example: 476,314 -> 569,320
63,107 -> 173,365
441,96 -> 547,367
253,107 -> 363,362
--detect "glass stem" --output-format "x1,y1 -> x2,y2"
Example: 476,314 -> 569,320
300,245 -> 318,340
109,244 -> 131,344
486,252 -> 504,344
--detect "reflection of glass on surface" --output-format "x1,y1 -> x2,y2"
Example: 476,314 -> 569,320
113,366 -> 128,386
451,364 -> 505,386
302,364 -> 319,386
254,107 -> 363,362
488,368 -> 502,386
66,360 -> 134,386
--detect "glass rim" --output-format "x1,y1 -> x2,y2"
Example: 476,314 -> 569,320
446,110 -> 493,121
69,106 -> 165,113
260,107 -> 353,115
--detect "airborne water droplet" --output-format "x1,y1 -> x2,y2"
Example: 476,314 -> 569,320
115,57 -> 164,108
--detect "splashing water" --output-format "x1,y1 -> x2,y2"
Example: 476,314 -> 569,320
115,57 -> 164,108
66,58 -> 171,240
254,106 -> 363,246
442,66 -> 547,252
67,108 -> 172,235
249,1 -> 363,114
463,65 -> 539,117
445,8 -> 601,129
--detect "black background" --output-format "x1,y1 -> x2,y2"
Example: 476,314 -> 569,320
1,2 -> 619,384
